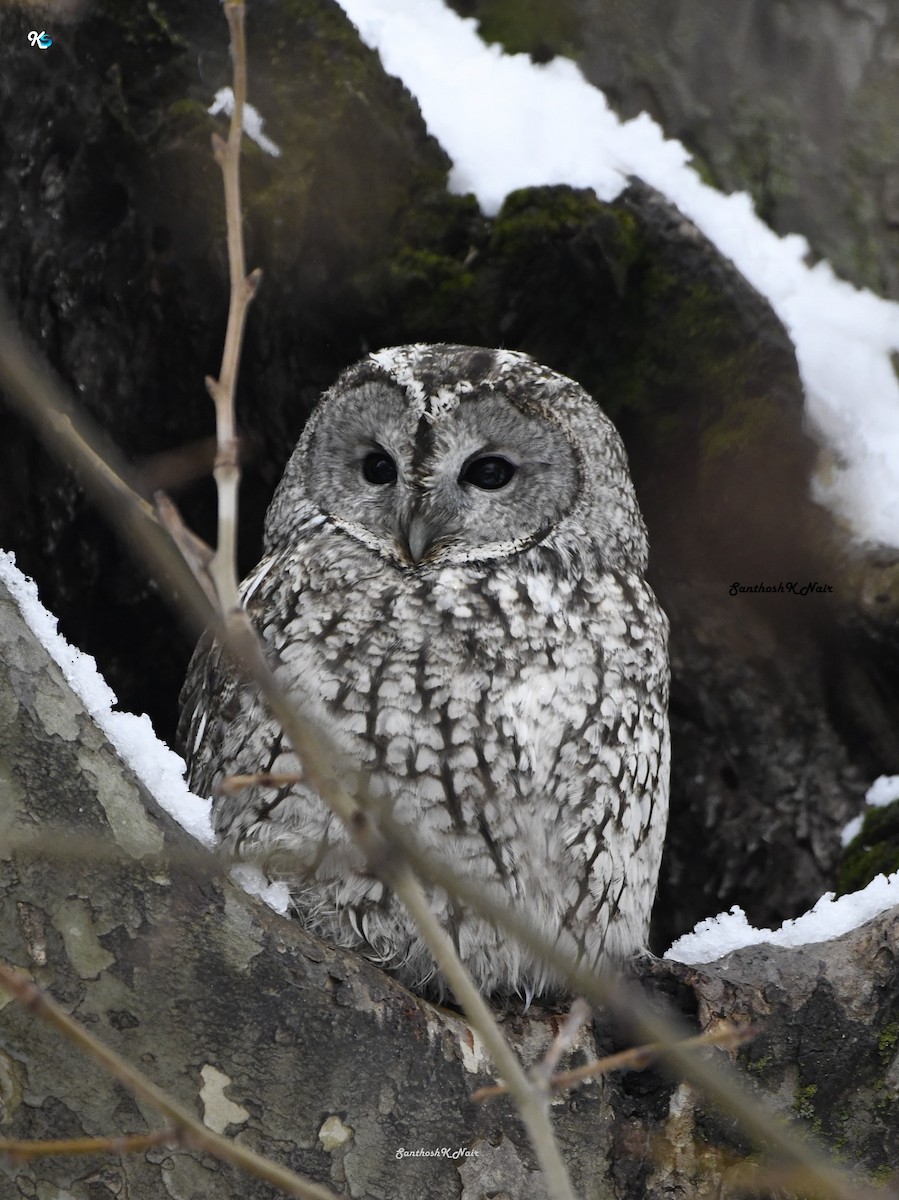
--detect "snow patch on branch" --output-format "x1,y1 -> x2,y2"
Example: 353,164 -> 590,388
0,550 -> 214,848
667,869 -> 899,965
208,87 -> 282,158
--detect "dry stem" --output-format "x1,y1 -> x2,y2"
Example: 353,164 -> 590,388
177,3 -> 574,1195
0,1129 -> 178,1163
218,770 -> 304,793
472,1022 -> 755,1103
205,0 -> 262,613
530,998 -> 592,1092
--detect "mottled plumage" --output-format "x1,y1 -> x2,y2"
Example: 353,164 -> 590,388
179,344 -> 670,1000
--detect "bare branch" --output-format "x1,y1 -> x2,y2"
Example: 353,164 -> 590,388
385,864 -> 578,1200
0,1129 -> 179,1163
0,3 -> 883,1196
218,770 -> 305,794
472,1022 -> 756,1103
153,490 -> 218,608
0,361 -> 870,1196
369,805 -> 876,1200
0,295 -> 215,639
204,0 -> 263,613
530,999 -> 592,1092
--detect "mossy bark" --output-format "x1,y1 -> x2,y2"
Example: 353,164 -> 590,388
447,0 -> 899,300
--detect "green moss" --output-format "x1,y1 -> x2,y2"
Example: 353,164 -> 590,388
837,800 -> 899,897
95,0 -> 187,56
490,187 -> 641,278
385,249 -> 481,333
793,1082 -> 821,1131
164,98 -> 211,126
743,1054 -> 772,1076
448,0 -> 583,62
604,259 -> 761,450
878,1023 -> 899,1062
218,0 -> 457,277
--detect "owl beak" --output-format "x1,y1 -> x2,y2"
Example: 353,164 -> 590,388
402,512 -> 436,565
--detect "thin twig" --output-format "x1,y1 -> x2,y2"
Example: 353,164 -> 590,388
530,999 -> 592,1091
551,1022 -> 756,1092
208,624 -> 578,1199
205,0 -> 263,613
366,806 -> 875,1200
384,866 -> 578,1200
472,1022 -> 755,1103
724,1162 -> 888,1200
0,1129 -> 178,1163
153,490 -> 218,607
187,4 -> 573,1194
218,771 -> 304,794
0,964 -> 341,1200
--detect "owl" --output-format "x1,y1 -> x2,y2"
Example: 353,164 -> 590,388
179,344 -> 670,1001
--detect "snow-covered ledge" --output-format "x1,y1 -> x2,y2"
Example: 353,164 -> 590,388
2,553 -> 899,1196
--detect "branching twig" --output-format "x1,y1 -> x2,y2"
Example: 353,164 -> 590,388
0,963 -> 342,1200
218,770 -> 304,794
472,1022 -> 755,1103
189,8 -> 578,1195
529,998 -> 592,1092
381,863 -> 578,1200
369,805 -> 873,1199
205,0 -> 263,613
153,490 -> 218,607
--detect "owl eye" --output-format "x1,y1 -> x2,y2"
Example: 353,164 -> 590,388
362,450 -> 398,485
460,455 -> 517,491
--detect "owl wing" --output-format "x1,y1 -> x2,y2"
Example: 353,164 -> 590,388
176,553 -> 283,800
177,628 -> 238,799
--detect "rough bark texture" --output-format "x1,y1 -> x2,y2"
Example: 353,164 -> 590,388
3,578 -> 899,1198
2,0 -> 897,959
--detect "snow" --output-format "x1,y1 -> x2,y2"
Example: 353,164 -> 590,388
334,0 -> 899,549
208,88 -> 282,158
671,771 -> 899,963
667,871 -> 899,965
7,3 -> 899,956
841,773 -> 899,847
1,553 -> 293,915
229,864 -> 291,915
865,773 -> 899,809
0,550 -> 215,848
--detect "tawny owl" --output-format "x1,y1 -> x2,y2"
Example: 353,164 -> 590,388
179,344 -> 670,1001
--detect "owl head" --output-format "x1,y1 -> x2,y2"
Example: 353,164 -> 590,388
264,344 -> 648,573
